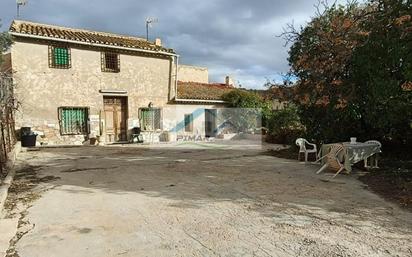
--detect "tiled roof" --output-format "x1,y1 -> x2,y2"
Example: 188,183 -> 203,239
9,20 -> 175,54
177,81 -> 234,101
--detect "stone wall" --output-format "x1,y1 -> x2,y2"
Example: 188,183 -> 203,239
11,39 -> 176,144
178,65 -> 208,83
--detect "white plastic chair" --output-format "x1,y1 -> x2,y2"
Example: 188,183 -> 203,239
295,138 -> 317,162
364,140 -> 381,168
316,143 -> 345,178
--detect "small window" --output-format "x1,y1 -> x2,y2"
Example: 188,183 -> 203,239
139,108 -> 162,131
49,46 -> 71,69
184,114 -> 193,132
101,52 -> 120,72
58,107 -> 89,135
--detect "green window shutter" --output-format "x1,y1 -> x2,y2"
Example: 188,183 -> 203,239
141,109 -> 148,130
54,47 -> 69,66
141,109 -> 151,131
60,107 -> 88,135
140,108 -> 161,131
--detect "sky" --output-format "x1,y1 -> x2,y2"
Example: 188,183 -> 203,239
0,0 -> 347,89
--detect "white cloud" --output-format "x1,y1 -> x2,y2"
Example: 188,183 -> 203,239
0,0 -> 339,89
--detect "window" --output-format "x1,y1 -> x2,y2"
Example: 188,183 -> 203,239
49,46 -> 71,69
139,108 -> 161,131
101,52 -> 120,72
58,107 -> 89,135
184,114 -> 193,132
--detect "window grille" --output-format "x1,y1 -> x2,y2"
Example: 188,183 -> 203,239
101,52 -> 120,72
139,108 -> 162,131
49,46 -> 71,69
58,107 -> 89,135
184,114 -> 193,132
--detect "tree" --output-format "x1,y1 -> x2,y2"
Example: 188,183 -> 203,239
0,19 -> 12,65
351,0 -> 412,143
283,0 -> 412,144
221,89 -> 271,133
266,104 -> 305,144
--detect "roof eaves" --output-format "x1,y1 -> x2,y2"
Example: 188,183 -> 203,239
9,20 -> 177,55
10,31 -> 177,56
174,98 -> 227,104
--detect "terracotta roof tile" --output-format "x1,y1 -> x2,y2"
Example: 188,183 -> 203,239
177,81 -> 234,101
9,20 -> 175,54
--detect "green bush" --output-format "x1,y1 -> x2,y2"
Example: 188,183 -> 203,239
222,89 -> 272,132
0,22 -> 12,65
266,105 -> 305,145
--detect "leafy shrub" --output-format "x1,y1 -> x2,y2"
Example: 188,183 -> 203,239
0,21 -> 12,65
266,105 -> 305,145
222,89 -> 272,132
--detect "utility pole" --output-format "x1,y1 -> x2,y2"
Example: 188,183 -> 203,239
145,18 -> 158,41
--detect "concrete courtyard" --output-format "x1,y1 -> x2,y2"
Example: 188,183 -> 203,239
2,142 -> 412,257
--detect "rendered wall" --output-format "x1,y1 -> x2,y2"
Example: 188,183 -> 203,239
11,39 -> 174,144
178,65 -> 208,83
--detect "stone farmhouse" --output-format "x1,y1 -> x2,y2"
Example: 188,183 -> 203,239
6,20 -> 237,145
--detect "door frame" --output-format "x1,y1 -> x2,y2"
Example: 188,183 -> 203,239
103,95 -> 128,143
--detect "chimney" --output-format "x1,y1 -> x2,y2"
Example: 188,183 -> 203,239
225,76 -> 234,87
155,38 -> 162,47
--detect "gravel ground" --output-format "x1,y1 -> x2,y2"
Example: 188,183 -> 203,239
3,143 -> 412,257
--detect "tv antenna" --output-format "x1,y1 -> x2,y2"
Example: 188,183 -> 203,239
145,17 -> 158,41
16,0 -> 28,18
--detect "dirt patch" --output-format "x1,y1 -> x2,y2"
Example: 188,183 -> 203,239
77,228 -> 92,234
61,167 -> 109,173
4,146 -> 412,256
4,165 -> 60,257
5,166 -> 60,211
202,153 -> 262,162
264,148 -> 297,160
268,147 -> 412,212
0,169 -> 7,181
359,157 -> 412,211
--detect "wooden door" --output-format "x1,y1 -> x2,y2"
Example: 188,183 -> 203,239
103,96 -> 128,142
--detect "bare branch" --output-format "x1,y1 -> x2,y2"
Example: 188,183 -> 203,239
278,20 -> 301,46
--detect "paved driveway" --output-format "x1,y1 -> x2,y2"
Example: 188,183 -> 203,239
3,144 -> 412,257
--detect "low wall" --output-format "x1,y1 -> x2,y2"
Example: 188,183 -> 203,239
29,125 -> 87,146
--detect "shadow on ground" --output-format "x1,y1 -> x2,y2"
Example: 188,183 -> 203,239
14,146 -> 411,224
5,144 -> 412,257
